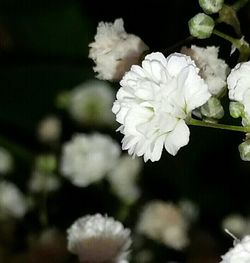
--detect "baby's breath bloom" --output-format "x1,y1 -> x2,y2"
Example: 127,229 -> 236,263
67,214 -> 131,263
137,201 -> 189,250
112,52 -> 210,162
220,235 -> 250,262
0,147 -> 13,174
60,133 -> 120,187
181,45 -> 229,96
89,18 -> 149,81
108,154 -> 142,204
227,61 -> 250,121
0,181 -> 27,219
68,80 -> 115,127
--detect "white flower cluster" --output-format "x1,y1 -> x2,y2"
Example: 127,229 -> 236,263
60,133 -> 121,187
108,154 -> 142,204
220,235 -> 250,262
0,147 -> 13,174
112,52 -> 211,161
0,181 -> 27,219
181,45 -> 229,96
227,61 -> 250,124
89,18 -> 148,81
68,80 -> 115,127
67,214 -> 131,263
137,200 -> 189,250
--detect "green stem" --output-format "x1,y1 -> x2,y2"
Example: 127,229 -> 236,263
233,0 -> 250,11
213,29 -> 240,47
187,118 -> 249,133
213,29 -> 250,61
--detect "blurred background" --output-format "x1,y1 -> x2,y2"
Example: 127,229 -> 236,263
0,0 -> 250,262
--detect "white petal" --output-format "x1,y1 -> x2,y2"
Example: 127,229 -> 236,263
164,120 -> 190,156
166,53 -> 196,77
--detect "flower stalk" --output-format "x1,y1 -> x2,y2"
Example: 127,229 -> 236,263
187,118 -> 249,133
212,29 -> 250,61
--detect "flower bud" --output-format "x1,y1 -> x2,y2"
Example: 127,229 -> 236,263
35,154 -> 57,174
229,101 -> 244,118
199,0 -> 224,14
239,139 -> 250,161
188,13 -> 215,39
200,96 -> 224,119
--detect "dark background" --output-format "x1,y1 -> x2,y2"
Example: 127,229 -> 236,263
0,0 -> 250,262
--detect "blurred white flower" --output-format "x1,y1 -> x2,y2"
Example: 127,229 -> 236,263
28,171 -> 61,193
68,80 -> 115,127
112,52 -> 210,162
0,181 -> 27,219
60,133 -> 120,187
137,200 -> 189,250
0,147 -> 13,174
89,18 -> 148,81
227,61 -> 250,120
222,214 -> 250,238
181,45 -> 229,96
67,214 -> 131,263
37,115 -> 61,143
108,154 -> 142,204
220,235 -> 250,262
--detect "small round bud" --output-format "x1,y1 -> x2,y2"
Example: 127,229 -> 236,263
199,0 -> 224,14
188,13 -> 215,39
200,97 -> 224,119
229,101 -> 244,118
35,154 -> 57,174
239,139 -> 250,161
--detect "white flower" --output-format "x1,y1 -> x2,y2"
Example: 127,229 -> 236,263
220,235 -> 250,262
181,45 -> 229,96
89,18 -> 149,81
112,52 -> 211,162
37,115 -> 61,143
0,147 -> 13,174
227,61 -> 250,119
0,181 -> 27,219
60,133 -> 121,187
108,154 -> 142,204
67,214 -> 132,263
28,171 -> 61,193
68,80 -> 115,126
222,214 -> 250,238
137,200 -> 189,250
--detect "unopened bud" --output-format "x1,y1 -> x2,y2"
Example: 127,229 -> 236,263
199,0 -> 224,14
239,139 -> 250,161
200,97 -> 224,119
188,13 -> 215,39
229,102 -> 244,118
35,154 -> 57,174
